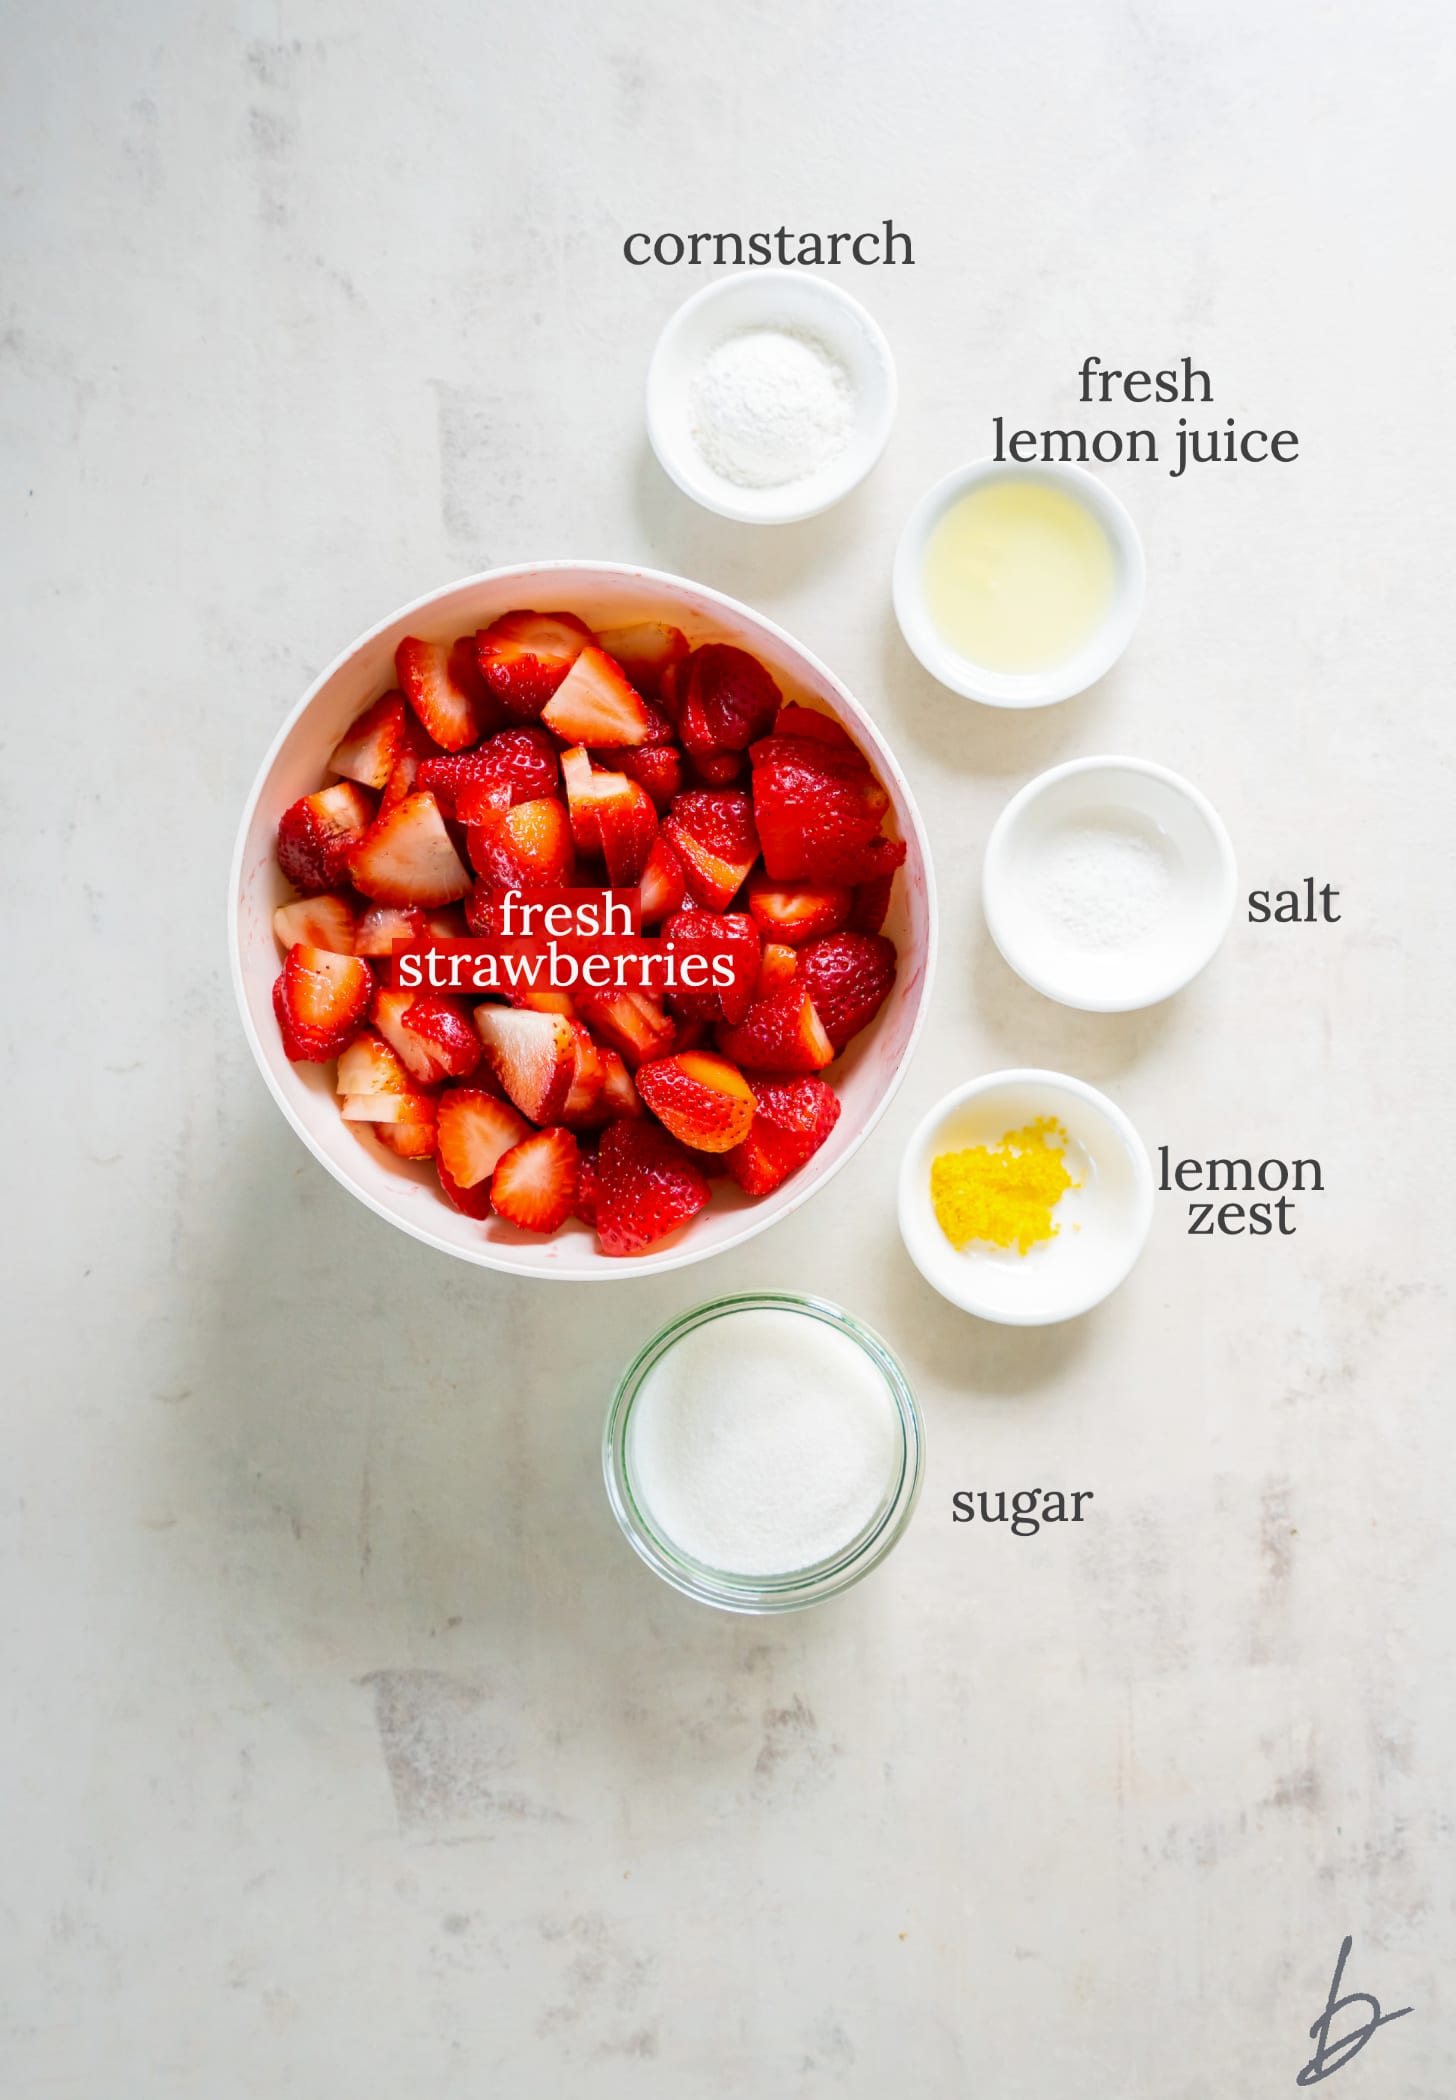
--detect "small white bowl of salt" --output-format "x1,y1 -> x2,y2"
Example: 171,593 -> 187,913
983,756 -> 1237,1012
646,271 -> 897,523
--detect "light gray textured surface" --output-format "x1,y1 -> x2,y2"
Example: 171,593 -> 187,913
4,2 -> 1452,2092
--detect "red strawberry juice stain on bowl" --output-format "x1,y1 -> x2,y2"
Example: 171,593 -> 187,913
229,563 -> 935,1279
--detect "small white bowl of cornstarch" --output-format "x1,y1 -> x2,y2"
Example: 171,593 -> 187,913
646,271 -> 897,523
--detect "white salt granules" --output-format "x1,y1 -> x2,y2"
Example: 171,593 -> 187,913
626,1308 -> 899,1577
1035,820 -> 1174,949
688,326 -> 854,489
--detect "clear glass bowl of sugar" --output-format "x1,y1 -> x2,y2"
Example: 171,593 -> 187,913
604,1293 -> 923,1613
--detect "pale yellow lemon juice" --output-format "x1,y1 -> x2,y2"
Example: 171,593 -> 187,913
921,479 -> 1116,673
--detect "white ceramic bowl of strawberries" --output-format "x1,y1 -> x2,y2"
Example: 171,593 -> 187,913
231,562 -> 935,1280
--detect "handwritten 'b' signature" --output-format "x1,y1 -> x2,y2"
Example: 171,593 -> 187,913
1296,1935 -> 1412,2085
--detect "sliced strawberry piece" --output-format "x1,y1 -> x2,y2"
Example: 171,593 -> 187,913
749,734 -> 894,884
796,931 -> 897,1051
436,1088 -> 531,1190
593,772 -> 659,887
593,622 -> 689,697
636,1050 -> 755,1154
594,1117 -> 710,1257
745,871 -> 852,947
542,645 -> 652,747
337,1030 -> 413,1097
373,985 -> 453,1085
395,636 -> 483,751
473,1007 -> 576,1123
277,782 -> 376,895
376,1116 -> 439,1159
340,1088 -> 438,1124
377,713 -> 442,819
273,890 -> 357,955
848,870 -> 895,934
575,987 -> 676,1067
401,994 -> 481,1079
559,744 -> 604,856
605,743 -> 683,811
417,728 -> 560,816
560,1021 -> 607,1126
680,644 -> 780,754
490,1125 -> 579,1233
476,610 -> 592,721
596,1049 -> 642,1120
638,833 -> 687,925
755,941 -> 799,999
348,791 -> 473,906
329,692 -> 409,790
726,1075 -> 841,1196
272,945 -> 371,1062
573,1149 -> 600,1226
715,981 -> 834,1073
660,908 -> 760,1025
437,1154 -> 495,1219
466,796 -> 575,888
772,701 -> 857,750
661,790 -> 758,912
355,902 -> 433,958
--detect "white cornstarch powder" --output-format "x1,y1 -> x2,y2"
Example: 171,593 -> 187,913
1035,819 -> 1174,949
626,1308 -> 900,1577
688,327 -> 855,488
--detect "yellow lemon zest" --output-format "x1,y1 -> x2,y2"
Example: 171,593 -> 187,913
930,1118 -> 1078,1255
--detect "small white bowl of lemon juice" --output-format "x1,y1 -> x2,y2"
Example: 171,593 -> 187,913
893,459 -> 1145,707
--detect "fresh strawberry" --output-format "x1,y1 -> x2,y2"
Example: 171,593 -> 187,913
795,931 -> 897,1050
337,1030 -> 414,1097
348,791 -> 473,906
401,994 -> 481,1078
277,782 -> 376,894
679,644 -> 780,754
636,1051 -> 755,1154
745,872 -> 852,947
661,790 -> 758,912
375,1114 -> 439,1159
660,908 -> 760,1025
594,1117 -> 710,1257
755,941 -> 799,999
593,622 -> 689,696
685,749 -> 745,787
714,981 -> 834,1073
598,742 -> 683,811
329,692 -> 408,790
574,987 -> 676,1067
473,1007 -> 577,1123
466,796 -> 575,888
772,701 -> 856,750
395,636 -> 483,751
437,1154 -> 495,1219
354,903 -> 433,958
541,645 -> 652,746
373,984 -> 453,1085
726,1075 -> 841,1195
475,610 -> 591,720
573,1148 -> 600,1225
596,1049 -> 642,1120
638,833 -> 687,924
450,633 -> 507,735
560,1021 -> 606,1126
272,945 -> 371,1062
559,744 -> 604,856
340,1088 -> 439,1124
436,1088 -> 531,1189
377,713 -> 442,819
848,870 -> 895,934
417,728 -> 560,816
490,1125 -> 579,1233
505,985 -> 578,1017
593,772 -> 659,886
273,891 -> 357,955
749,734 -> 898,884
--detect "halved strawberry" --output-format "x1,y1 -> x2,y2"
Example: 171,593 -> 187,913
594,1117 -> 710,1257
329,692 -> 409,790
377,713 -> 442,819
272,945 -> 371,1062
575,987 -> 676,1067
593,772 -> 659,887
772,701 -> 856,750
437,1154 -> 495,1219
745,871 -> 852,947
395,636 -> 483,751
337,1030 -> 413,1097
354,903 -> 433,958
749,734 -> 897,884
560,1021 -> 606,1127
592,743 -> 681,814
373,984 -> 455,1084
848,870 -> 895,934
715,981 -> 834,1073
277,782 -> 376,895
473,1007 -> 577,1123
466,796 -> 575,888
542,645 -> 652,747
476,610 -> 592,720
661,790 -> 758,913
273,890 -> 357,955
559,744 -> 604,856
755,941 -> 799,999
796,932 -> 897,1051
593,622 -> 689,696
596,1048 -> 642,1120
417,728 -> 560,816
490,1125 -> 579,1233
726,1075 -> 841,1195
679,644 -> 780,755
340,1088 -> 439,1124
660,908 -> 760,1025
375,1115 -> 439,1159
638,833 -> 687,925
401,994 -> 481,1079
636,1051 -> 755,1154
436,1088 -> 531,1190
349,792 -> 473,907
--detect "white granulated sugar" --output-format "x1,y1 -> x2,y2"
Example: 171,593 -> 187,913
1036,820 -> 1174,949
626,1308 -> 899,1578
689,326 -> 855,489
